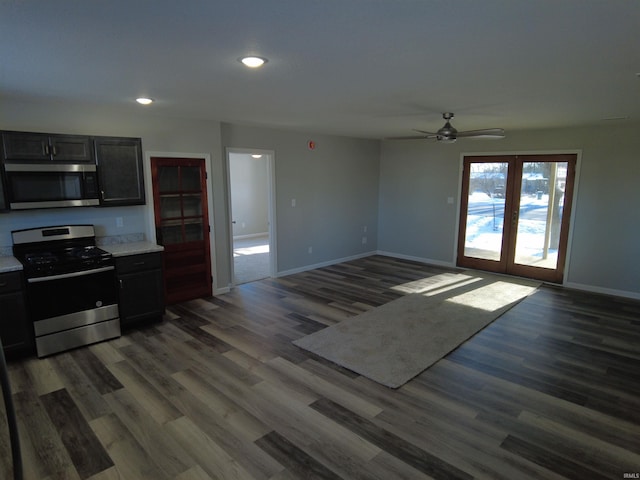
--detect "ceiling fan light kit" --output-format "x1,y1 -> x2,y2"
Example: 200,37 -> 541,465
388,112 -> 505,142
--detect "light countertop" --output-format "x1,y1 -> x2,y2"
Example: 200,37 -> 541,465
101,241 -> 164,257
0,255 -> 23,273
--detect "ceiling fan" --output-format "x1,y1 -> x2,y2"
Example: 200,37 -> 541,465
387,112 -> 505,143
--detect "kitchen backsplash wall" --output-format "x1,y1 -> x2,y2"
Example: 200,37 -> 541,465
96,232 -> 145,245
0,204 -> 148,250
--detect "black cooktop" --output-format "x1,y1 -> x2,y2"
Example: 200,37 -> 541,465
17,245 -> 113,278
12,225 -> 114,278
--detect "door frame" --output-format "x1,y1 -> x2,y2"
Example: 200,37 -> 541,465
225,147 -> 277,286
454,150 -> 582,284
144,151 -> 218,292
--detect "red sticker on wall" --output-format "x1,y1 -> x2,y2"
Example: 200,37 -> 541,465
308,140 -> 315,150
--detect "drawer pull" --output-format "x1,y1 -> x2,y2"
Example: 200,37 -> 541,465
133,261 -> 146,266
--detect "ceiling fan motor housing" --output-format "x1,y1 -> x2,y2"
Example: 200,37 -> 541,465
437,119 -> 457,141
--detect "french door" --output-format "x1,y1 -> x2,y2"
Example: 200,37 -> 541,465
457,154 -> 577,283
151,157 -> 212,304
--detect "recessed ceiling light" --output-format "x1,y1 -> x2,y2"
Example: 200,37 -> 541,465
239,56 -> 268,68
136,97 -> 154,105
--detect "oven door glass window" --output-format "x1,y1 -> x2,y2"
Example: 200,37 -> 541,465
27,269 -> 118,321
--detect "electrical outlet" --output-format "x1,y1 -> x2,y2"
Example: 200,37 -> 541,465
362,236 -> 367,245
291,198 -> 297,207
116,217 -> 124,228
363,225 -> 367,233
308,246 -> 313,254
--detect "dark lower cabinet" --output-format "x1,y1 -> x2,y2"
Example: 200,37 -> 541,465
115,252 -> 164,328
0,271 -> 33,358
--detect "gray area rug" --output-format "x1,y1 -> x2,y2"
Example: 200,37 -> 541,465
293,270 -> 540,388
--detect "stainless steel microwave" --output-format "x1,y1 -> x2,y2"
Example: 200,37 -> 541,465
4,163 -> 100,209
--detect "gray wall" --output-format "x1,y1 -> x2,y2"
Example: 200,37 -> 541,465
229,153 -> 269,237
379,122 -> 640,297
221,123 -> 380,273
2,97 -> 638,298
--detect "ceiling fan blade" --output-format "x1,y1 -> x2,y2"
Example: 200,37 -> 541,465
385,134 -> 434,140
456,128 -> 505,139
413,129 -> 437,135
385,128 -> 439,140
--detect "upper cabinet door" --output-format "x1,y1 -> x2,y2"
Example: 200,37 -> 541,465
2,131 -> 93,162
49,135 -> 94,162
94,136 -> 145,206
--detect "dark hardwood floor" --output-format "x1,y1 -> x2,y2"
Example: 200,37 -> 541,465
1,255 -> 639,479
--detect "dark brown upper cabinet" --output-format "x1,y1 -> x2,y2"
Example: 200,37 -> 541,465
94,136 -> 145,206
2,131 -> 94,163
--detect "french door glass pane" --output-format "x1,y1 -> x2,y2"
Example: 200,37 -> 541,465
514,161 -> 568,269
463,162 -> 509,261
181,167 -> 201,191
160,223 -> 183,245
158,166 -> 179,192
182,194 -> 202,216
185,221 -> 203,242
160,196 -> 181,219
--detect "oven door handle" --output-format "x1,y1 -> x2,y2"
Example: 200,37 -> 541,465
27,266 -> 115,283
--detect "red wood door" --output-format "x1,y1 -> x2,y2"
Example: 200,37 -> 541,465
151,157 -> 212,304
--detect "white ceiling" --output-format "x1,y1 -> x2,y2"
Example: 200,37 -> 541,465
2,0 -> 639,139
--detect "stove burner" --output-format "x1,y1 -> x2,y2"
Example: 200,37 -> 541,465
25,252 -> 60,265
67,246 -> 108,260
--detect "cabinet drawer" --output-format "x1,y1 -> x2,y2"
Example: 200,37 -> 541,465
115,252 -> 162,274
0,271 -> 23,294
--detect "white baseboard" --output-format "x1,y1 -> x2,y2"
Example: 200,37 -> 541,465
379,251 -> 640,300
213,285 -> 232,295
375,250 -> 455,269
276,251 -> 376,277
219,248 -> 640,301
564,282 -> 640,301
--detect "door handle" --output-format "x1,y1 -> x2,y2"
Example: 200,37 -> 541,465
512,210 -> 518,226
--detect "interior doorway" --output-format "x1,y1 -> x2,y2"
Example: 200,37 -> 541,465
457,154 -> 577,283
226,149 -> 276,285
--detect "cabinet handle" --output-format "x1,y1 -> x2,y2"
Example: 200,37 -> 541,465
52,146 -> 57,156
133,261 -> 146,266
44,144 -> 50,156
119,279 -> 124,289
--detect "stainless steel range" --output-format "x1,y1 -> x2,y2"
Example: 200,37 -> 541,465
12,225 -> 120,357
